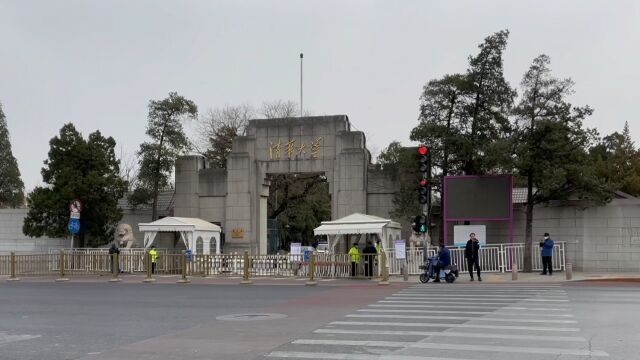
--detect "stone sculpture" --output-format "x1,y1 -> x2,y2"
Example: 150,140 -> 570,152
116,223 -> 136,248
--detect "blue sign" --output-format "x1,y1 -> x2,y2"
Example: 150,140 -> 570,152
68,219 -> 80,234
303,249 -> 312,262
185,249 -> 193,262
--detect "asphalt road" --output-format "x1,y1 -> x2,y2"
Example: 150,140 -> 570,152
1,280 -> 639,360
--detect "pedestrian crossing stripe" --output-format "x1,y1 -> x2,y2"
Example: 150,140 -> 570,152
346,313 -> 577,324
369,304 -> 574,315
266,352 -> 473,360
331,321 -> 581,332
290,339 -> 609,357
376,301 -> 571,311
313,328 -> 586,341
359,308 -> 575,318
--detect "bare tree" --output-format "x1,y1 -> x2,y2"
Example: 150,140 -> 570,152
260,99 -> 301,118
198,100 -> 312,168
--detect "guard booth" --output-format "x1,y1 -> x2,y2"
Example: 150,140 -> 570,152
139,217 -> 222,255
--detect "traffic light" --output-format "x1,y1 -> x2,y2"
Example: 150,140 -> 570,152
412,215 -> 428,234
418,179 -> 429,204
418,146 -> 430,173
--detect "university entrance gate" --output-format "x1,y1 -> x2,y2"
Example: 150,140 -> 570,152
173,115 -> 393,254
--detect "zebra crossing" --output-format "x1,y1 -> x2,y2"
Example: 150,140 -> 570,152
263,283 -> 608,359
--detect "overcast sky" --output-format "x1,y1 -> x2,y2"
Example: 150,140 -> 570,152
1,0 -> 638,191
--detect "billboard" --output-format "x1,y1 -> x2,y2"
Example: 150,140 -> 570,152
444,175 -> 512,220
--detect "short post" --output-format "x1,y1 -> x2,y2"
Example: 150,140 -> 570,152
55,250 -> 69,282
306,253 -> 317,286
6,252 -> 20,282
177,250 -> 191,283
402,259 -> 408,282
240,251 -> 252,284
143,251 -> 155,283
378,252 -> 389,286
109,253 -> 121,282
565,262 -> 573,280
511,253 -> 518,281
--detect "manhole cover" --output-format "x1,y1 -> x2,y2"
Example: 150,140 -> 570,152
216,313 -> 287,321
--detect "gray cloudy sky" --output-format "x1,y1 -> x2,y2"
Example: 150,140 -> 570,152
1,0 -> 638,191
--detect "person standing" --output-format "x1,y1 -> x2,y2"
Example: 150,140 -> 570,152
464,233 -> 481,281
540,233 -> 555,275
149,246 -> 158,274
348,243 -> 360,277
108,243 -> 120,273
362,241 -> 377,278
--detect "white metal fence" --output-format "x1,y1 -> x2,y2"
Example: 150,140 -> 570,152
384,242 -> 565,275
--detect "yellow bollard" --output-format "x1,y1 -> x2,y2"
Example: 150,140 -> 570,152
306,253 -> 317,286
378,252 -> 389,286
7,252 -> 20,282
109,253 -> 121,282
143,252 -> 155,283
240,251 -> 252,284
55,250 -> 69,282
176,250 -> 191,283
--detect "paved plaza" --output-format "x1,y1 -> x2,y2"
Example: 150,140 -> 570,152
1,279 -> 639,359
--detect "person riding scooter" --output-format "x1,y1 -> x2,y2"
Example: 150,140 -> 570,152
432,243 -> 451,283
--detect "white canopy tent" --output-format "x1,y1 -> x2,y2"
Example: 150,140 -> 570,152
314,213 -> 402,253
139,217 -> 222,255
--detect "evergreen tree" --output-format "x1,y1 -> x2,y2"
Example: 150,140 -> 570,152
23,124 -> 127,246
513,54 -> 611,271
461,30 -> 517,175
0,102 -> 25,208
130,92 -> 198,220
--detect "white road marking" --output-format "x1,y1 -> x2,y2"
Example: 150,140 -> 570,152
377,301 -> 571,311
266,351 -> 473,360
313,328 -> 586,341
391,293 -> 568,299
0,333 -> 41,346
360,308 -> 574,317
346,313 -> 577,324
291,339 -> 609,357
331,321 -> 581,332
386,296 -> 569,302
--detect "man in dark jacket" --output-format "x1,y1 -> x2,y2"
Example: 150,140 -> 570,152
108,243 -> 120,273
540,232 -> 555,275
362,240 -> 377,277
433,244 -> 451,283
464,233 -> 481,281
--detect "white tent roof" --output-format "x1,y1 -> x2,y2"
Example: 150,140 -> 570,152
314,213 -> 401,235
139,217 -> 221,233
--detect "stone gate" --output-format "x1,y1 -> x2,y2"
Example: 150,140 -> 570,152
173,115 -> 397,254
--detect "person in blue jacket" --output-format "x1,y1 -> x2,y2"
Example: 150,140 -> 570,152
433,244 -> 451,283
540,232 -> 555,275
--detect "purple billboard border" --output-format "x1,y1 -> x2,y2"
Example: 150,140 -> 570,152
442,175 -> 514,264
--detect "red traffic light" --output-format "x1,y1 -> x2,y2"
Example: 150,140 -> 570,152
419,179 -> 428,186
418,146 -> 428,155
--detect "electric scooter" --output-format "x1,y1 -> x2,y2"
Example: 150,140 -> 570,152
419,256 -> 459,283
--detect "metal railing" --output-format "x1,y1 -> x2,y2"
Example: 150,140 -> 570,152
384,242 -> 565,275
2,242 -> 564,279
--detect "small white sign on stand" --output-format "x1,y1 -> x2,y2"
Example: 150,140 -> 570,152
394,240 -> 406,260
290,242 -> 302,255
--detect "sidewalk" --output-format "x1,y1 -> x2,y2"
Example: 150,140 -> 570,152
3,271 -> 640,285
392,271 -> 640,284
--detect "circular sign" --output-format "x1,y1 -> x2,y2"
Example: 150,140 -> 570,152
68,219 -> 80,235
69,199 -> 82,213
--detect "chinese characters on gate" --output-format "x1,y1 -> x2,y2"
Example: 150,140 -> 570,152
269,137 -> 323,160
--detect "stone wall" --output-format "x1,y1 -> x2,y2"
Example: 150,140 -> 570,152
440,198 -> 640,272
0,209 -> 67,253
